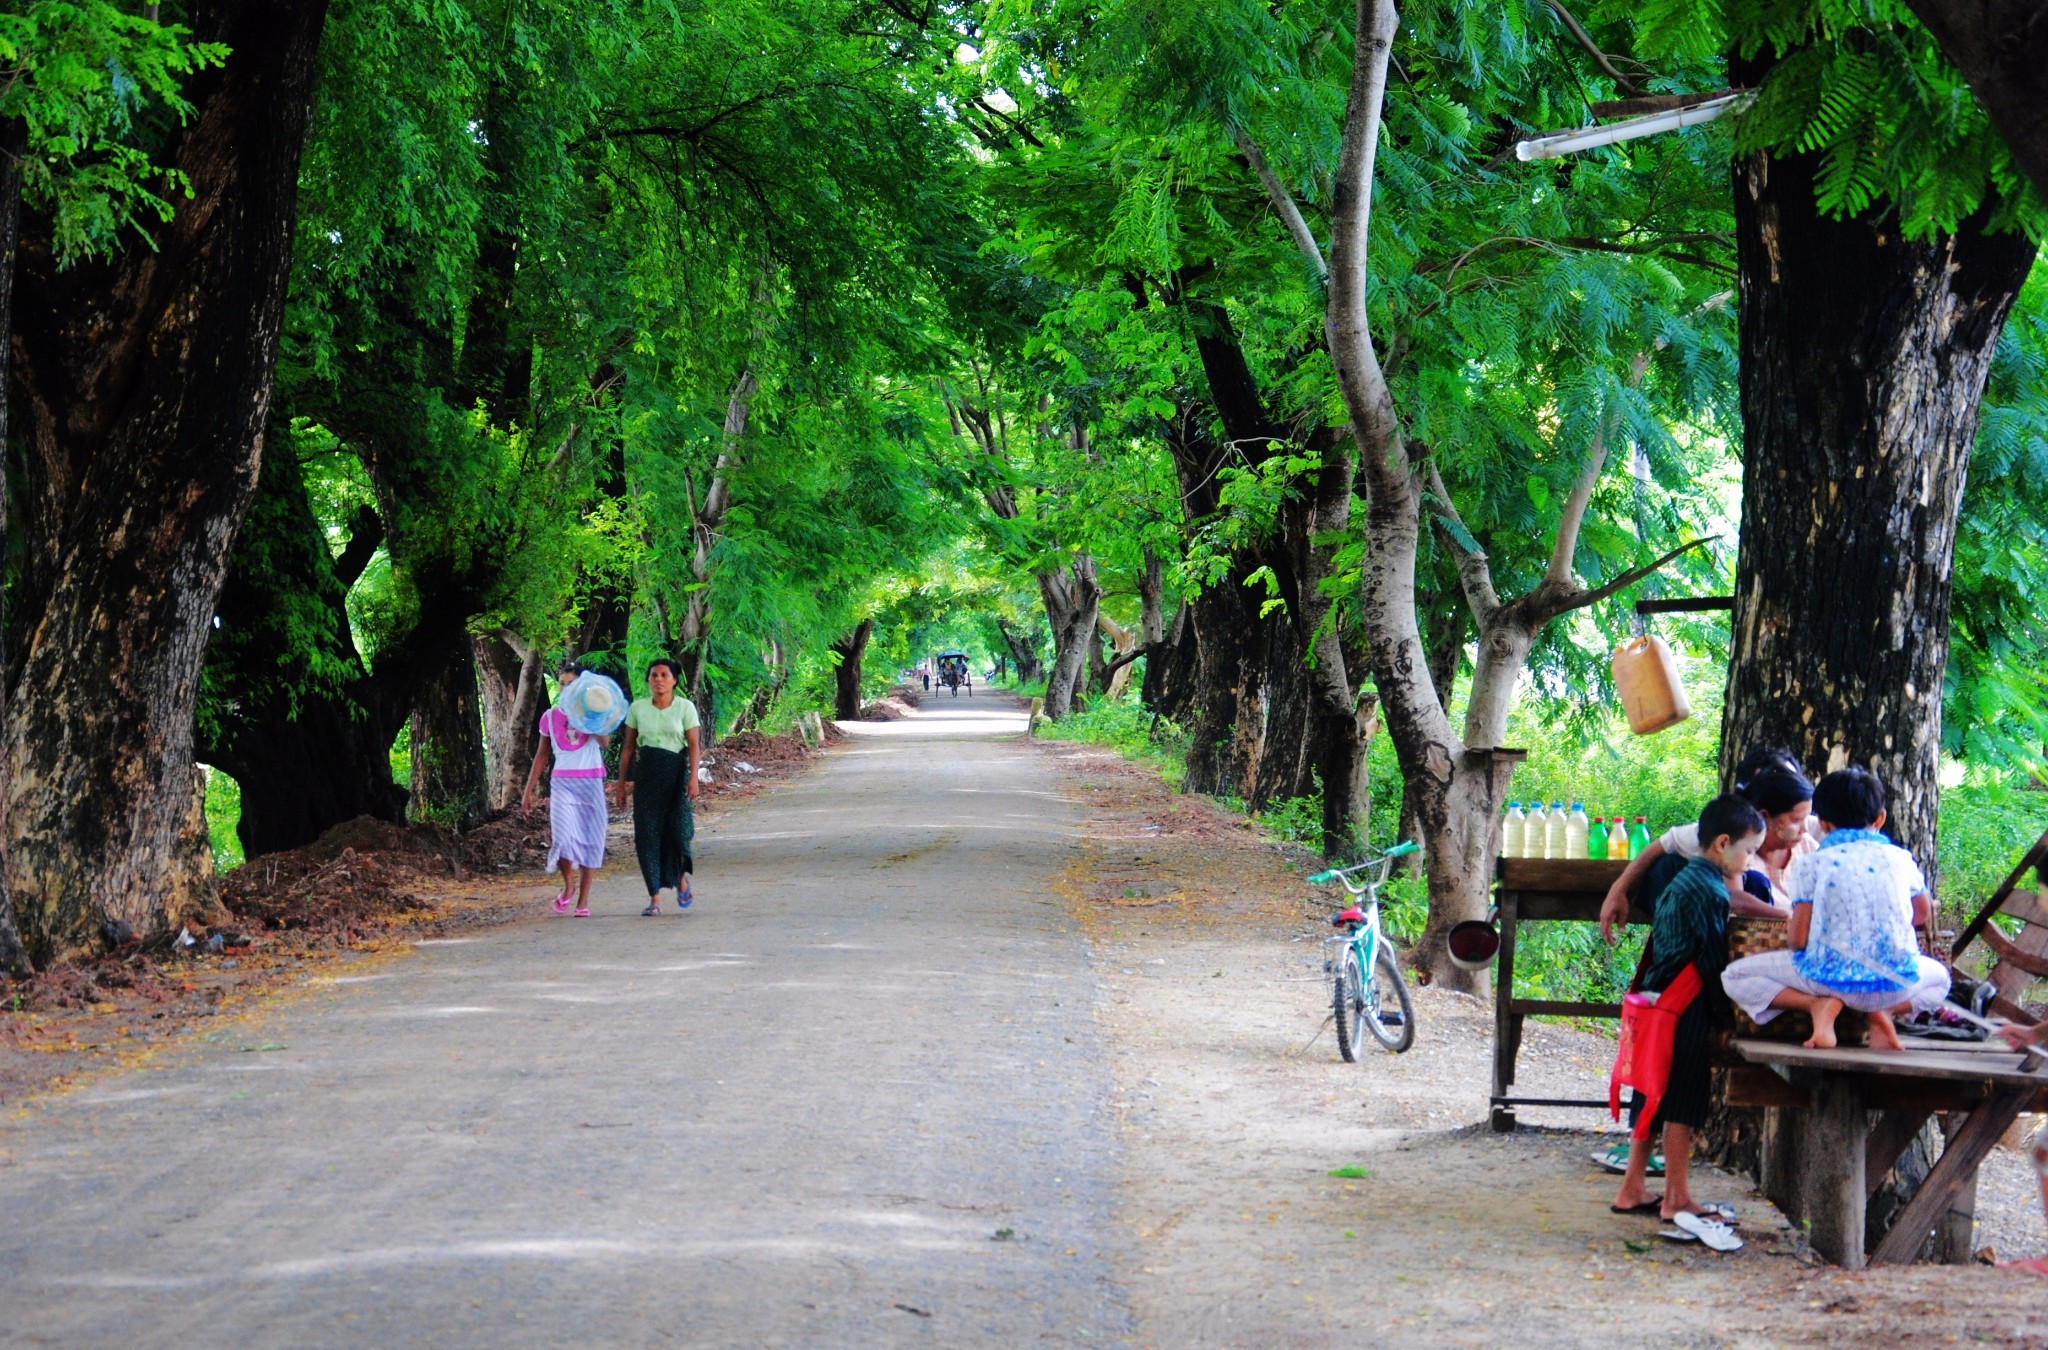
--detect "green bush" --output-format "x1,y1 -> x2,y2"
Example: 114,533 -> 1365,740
201,765 -> 244,872
1036,690 -> 1188,787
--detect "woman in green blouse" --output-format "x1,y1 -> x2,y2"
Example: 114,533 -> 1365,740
613,658 -> 703,916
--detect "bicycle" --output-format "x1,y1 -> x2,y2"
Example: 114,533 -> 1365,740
1310,841 -> 1419,1059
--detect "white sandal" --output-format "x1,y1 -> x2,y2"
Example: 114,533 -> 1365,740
1672,1209 -> 1743,1252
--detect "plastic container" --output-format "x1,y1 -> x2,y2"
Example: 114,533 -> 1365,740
1588,816 -> 1609,860
1544,802 -> 1568,860
1565,803 -> 1590,859
1628,816 -> 1652,858
1608,817 -> 1629,859
1502,803 -> 1525,859
1611,634 -> 1691,736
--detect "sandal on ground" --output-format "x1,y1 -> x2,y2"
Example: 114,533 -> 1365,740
1610,1198 -> 1663,1216
640,902 -> 661,917
1591,1142 -> 1665,1176
573,905 -> 590,918
1672,1210 -> 1743,1252
552,892 -> 573,915
1999,1255 -> 2048,1275
676,884 -> 692,910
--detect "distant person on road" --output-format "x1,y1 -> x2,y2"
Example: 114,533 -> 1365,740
921,665 -> 930,691
521,660 -> 612,918
615,658 -> 702,917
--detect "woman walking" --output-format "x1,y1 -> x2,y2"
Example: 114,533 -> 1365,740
615,658 -> 702,916
521,660 -> 616,917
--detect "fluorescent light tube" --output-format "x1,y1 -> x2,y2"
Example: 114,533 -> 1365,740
1515,92 -> 1750,161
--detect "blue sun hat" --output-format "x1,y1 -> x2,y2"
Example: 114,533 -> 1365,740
560,671 -> 628,736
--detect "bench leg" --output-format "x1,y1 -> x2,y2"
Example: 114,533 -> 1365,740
1869,1084 -> 2029,1266
1490,895 -> 1520,1133
1936,1111 -> 1983,1264
1796,1077 -> 1870,1268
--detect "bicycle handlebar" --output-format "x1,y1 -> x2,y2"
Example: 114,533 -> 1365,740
1307,841 -> 1419,886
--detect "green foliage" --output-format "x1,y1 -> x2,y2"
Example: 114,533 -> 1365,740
0,1 -> 225,263
201,766 -> 243,873
1034,689 -> 1189,787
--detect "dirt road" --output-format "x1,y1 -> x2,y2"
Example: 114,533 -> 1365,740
0,699 -> 1126,1347
7,697 -> 2048,1347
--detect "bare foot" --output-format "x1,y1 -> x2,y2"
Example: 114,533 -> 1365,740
1866,1010 -> 1905,1051
1805,997 -> 1844,1049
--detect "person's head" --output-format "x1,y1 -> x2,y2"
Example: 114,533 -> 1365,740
1697,793 -> 1767,877
555,658 -> 584,684
1734,745 -> 1805,787
646,658 -> 681,697
1740,767 -> 1814,845
1812,766 -> 1887,832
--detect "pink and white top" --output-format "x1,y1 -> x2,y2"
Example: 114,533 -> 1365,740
539,707 -> 606,778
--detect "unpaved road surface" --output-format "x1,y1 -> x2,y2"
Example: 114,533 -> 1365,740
1,700 -> 1126,1347
8,700 -> 2048,1348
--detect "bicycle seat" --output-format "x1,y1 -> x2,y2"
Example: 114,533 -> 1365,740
1331,906 -> 1365,927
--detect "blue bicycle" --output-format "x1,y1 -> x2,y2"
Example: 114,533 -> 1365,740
1311,841 -> 1419,1059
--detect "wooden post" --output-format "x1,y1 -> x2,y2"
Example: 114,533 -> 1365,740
1797,1077 -> 1870,1268
1490,886 -> 1521,1133
1935,1110 -> 1983,1264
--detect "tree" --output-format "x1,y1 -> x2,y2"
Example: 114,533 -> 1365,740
7,0 -> 328,966
1904,1 -> 2048,199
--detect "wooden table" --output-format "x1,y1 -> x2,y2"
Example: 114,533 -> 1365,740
1490,857 -> 1638,1132
1735,1037 -> 2048,1267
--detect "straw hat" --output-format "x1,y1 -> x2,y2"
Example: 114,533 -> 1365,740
561,672 -> 628,735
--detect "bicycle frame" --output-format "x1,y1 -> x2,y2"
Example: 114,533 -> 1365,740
1320,855 -> 1395,989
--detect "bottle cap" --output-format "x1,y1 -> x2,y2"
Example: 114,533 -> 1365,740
1571,802 -> 1584,810
1634,815 -> 1646,822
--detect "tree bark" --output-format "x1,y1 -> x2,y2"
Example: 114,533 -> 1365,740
996,619 -> 1047,684
408,643 -> 489,828
679,364 -> 756,747
830,619 -> 873,720
1720,139 -> 2035,869
1904,1 -> 2048,201
0,116 -> 26,974
5,0 -> 328,966
1041,559 -> 1103,720
475,630 -> 546,812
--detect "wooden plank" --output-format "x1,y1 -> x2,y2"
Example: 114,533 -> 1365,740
1950,828 -> 2048,958
1862,1079 -> 1986,1112
1512,892 -> 1650,924
1498,857 -> 1629,891
2000,887 -> 2048,931
1726,1065 -> 1808,1108
1733,1039 -> 2048,1087
1636,595 -> 1734,614
1864,1109 -> 1934,1201
1507,999 -> 1623,1018
1869,1084 -> 2032,1266
1937,1111 -> 1984,1264
1981,923 -> 2048,979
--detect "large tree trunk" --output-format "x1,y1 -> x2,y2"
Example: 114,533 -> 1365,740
1041,559 -> 1103,720
5,0 -> 328,966
409,643 -> 489,827
1905,1 -> 2048,201
830,619 -> 873,721
996,619 -> 1047,685
1141,604 -> 1198,722
199,445 -> 409,857
1720,141 -> 2035,867
475,631 -> 546,812
0,117 -> 25,974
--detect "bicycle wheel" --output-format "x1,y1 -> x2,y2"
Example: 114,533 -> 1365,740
1364,943 -> 1416,1053
1333,947 -> 1369,1062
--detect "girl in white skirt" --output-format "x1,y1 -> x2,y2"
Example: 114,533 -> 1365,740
521,661 -> 612,917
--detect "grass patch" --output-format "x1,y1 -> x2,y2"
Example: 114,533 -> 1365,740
1035,690 -> 1188,787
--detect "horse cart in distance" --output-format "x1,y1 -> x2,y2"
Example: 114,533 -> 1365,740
935,650 -> 972,697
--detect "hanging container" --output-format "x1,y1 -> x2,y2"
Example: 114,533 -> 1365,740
1611,634 -> 1690,736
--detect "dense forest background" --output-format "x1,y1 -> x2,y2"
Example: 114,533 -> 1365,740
5,0 -> 2047,986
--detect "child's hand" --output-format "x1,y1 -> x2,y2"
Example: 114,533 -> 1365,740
1999,1022 -> 2048,1049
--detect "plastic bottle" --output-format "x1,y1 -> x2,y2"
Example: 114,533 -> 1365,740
1565,803 -> 1590,859
1544,802 -> 1568,860
1588,815 -> 1609,859
1502,803 -> 1525,859
1608,816 -> 1629,859
1628,816 -> 1652,859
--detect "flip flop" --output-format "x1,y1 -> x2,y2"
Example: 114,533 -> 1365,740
1658,1227 -> 1697,1243
552,892 -> 573,915
573,905 -> 590,918
1610,1198 -> 1664,1215
676,885 -> 692,910
640,902 -> 661,917
1672,1209 -> 1743,1252
1591,1143 -> 1666,1176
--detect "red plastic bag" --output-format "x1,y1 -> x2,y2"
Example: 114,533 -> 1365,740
1609,963 -> 1703,1140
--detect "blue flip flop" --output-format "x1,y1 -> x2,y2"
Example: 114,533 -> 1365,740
676,885 -> 693,910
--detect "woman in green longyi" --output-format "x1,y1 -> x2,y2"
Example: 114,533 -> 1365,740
613,658 -> 703,916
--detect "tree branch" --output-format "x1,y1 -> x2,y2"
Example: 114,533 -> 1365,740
1543,0 -> 1641,94
1531,536 -> 1716,622
1544,349 -> 1650,587
1232,126 -> 1328,280
1423,461 -> 1502,622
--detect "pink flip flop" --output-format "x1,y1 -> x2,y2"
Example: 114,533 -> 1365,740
573,904 -> 590,918
552,892 -> 573,915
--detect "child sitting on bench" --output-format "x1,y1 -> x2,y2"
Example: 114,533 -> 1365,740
1720,766 -> 1950,1051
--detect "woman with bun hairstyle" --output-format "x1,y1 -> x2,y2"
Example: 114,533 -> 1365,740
614,658 -> 703,917
521,659 -> 613,918
1599,746 -> 1820,944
